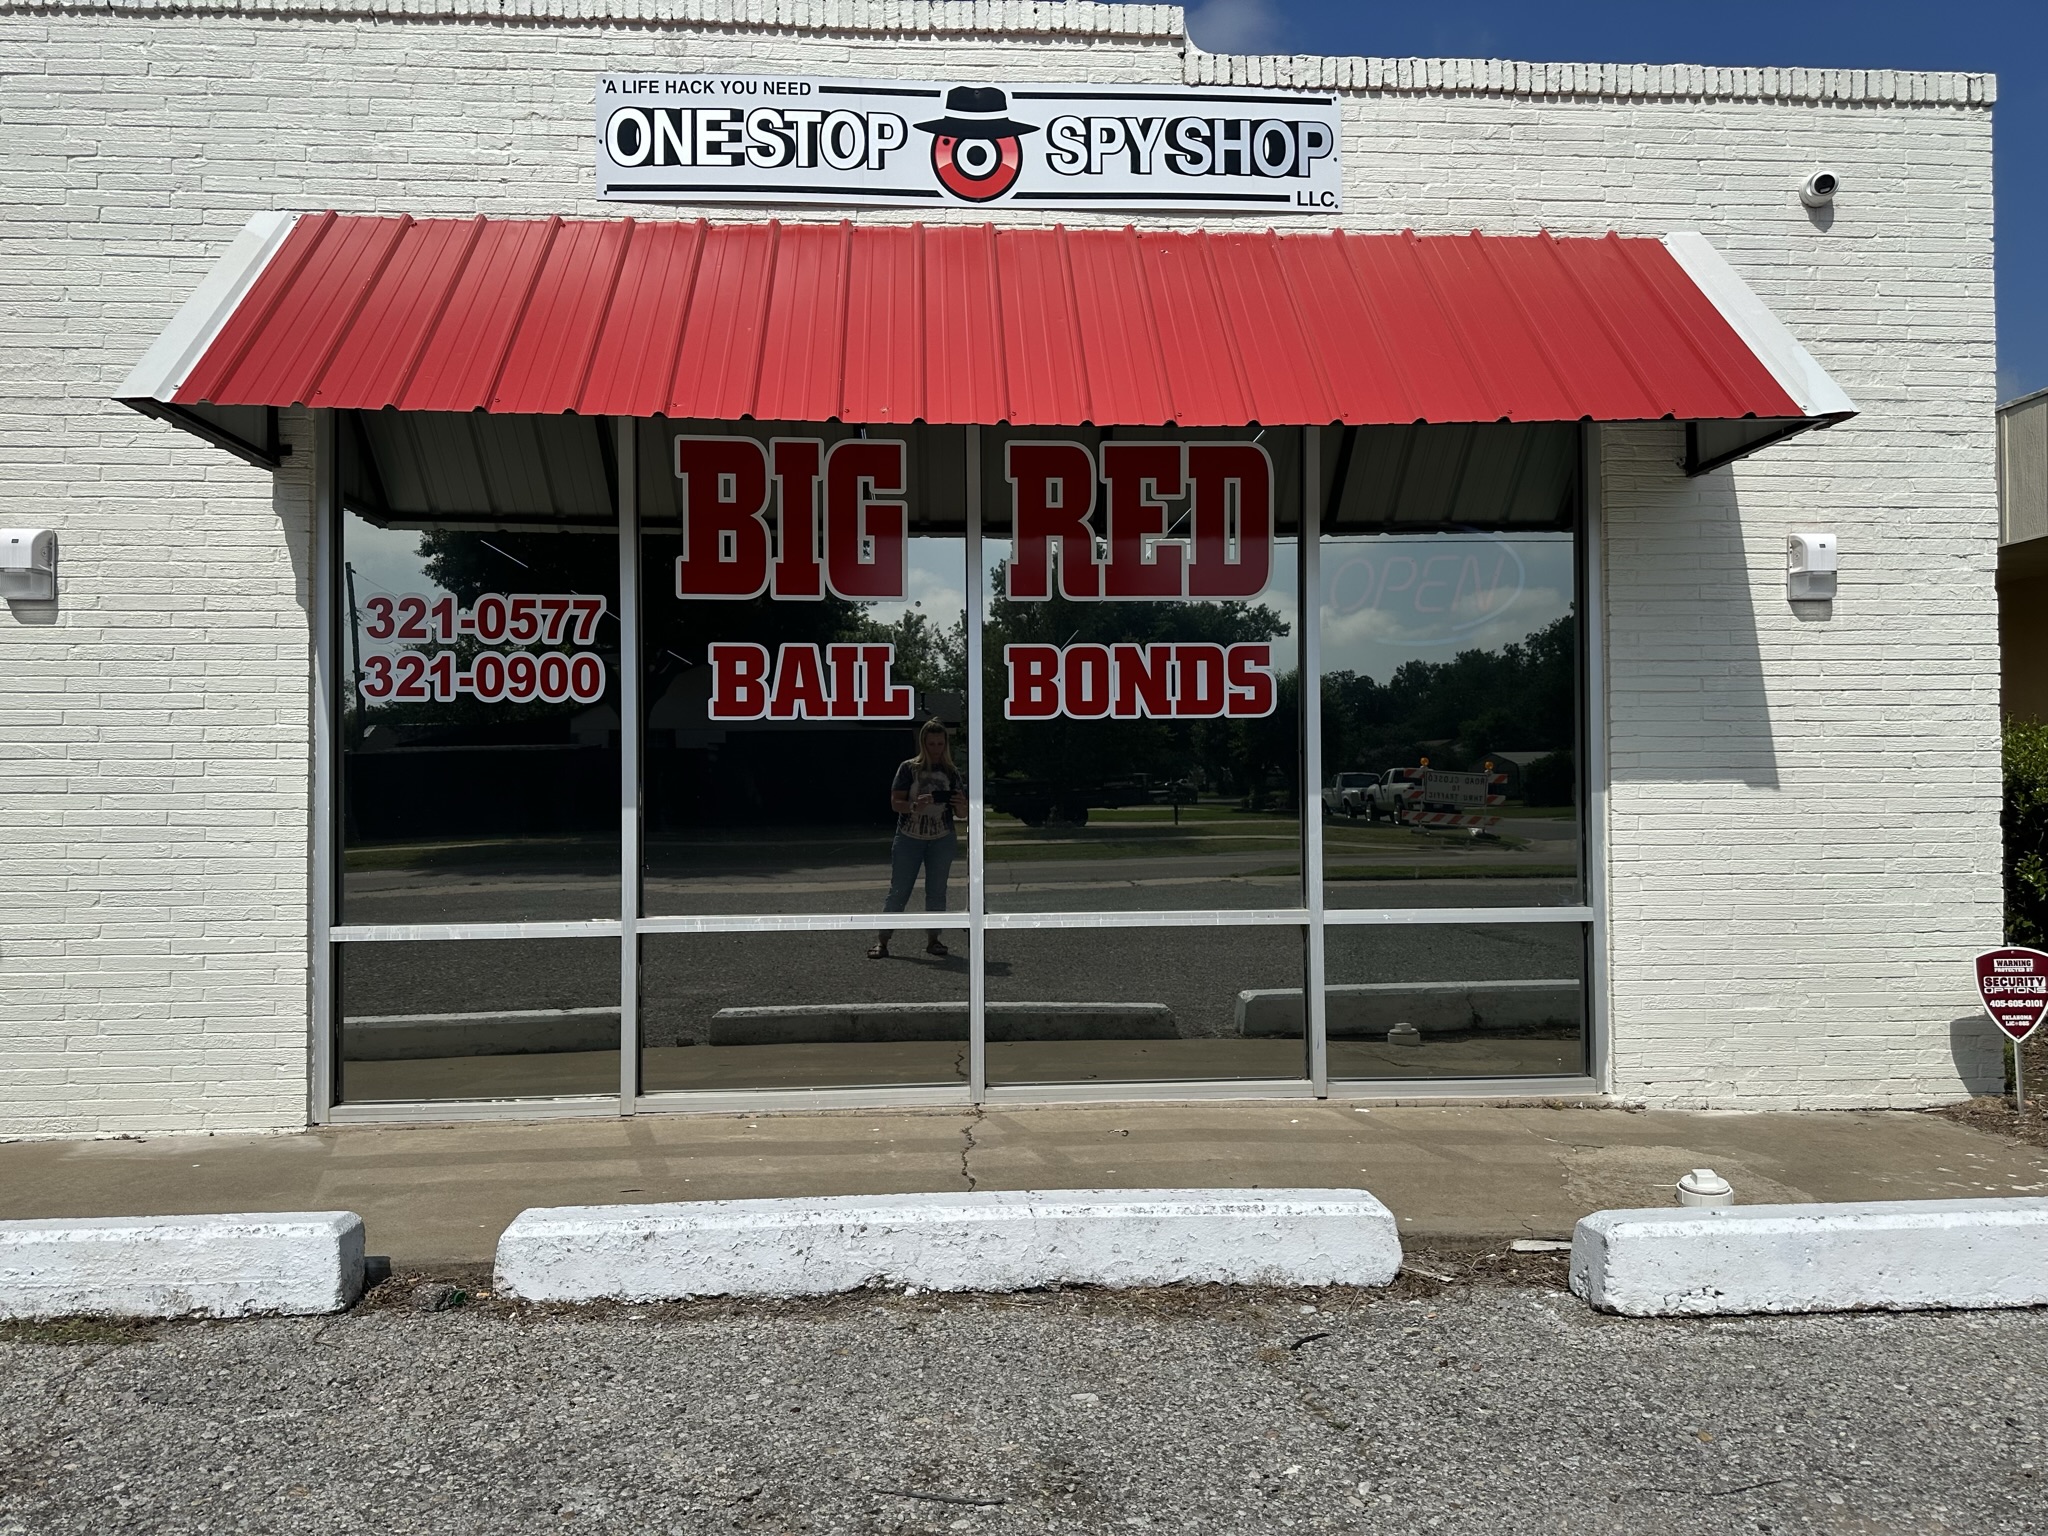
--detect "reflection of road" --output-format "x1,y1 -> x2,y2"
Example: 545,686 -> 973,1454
341,916 -> 1583,1055
343,1027 -> 1586,1101
341,861 -> 619,926
336,863 -> 1582,925
339,813 -> 1583,924
336,806 -> 1589,1104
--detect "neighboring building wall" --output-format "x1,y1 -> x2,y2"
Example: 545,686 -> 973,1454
1999,392 -> 2048,723
0,0 -> 2002,1132
2001,555 -> 2048,725
2002,393 -> 2048,548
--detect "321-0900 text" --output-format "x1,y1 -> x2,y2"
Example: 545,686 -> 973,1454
357,591 -> 609,704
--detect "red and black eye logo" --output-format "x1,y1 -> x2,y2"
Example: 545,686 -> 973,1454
917,85 -> 1036,204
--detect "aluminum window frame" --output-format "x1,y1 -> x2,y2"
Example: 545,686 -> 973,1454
312,414 -> 1606,1121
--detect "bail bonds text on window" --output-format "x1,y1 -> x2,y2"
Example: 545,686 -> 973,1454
675,434 -> 1280,723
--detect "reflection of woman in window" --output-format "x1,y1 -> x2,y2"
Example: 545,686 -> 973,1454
870,720 -> 968,960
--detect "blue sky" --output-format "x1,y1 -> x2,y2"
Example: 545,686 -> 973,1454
1177,1 -> 2047,401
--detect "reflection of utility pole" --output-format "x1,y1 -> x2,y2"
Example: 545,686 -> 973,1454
343,562 -> 365,750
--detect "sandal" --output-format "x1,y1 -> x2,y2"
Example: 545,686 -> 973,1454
926,938 -> 949,957
867,942 -> 890,960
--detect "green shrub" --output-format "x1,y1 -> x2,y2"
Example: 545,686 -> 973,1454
2007,719 -> 2048,945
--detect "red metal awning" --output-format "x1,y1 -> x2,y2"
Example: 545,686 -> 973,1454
120,212 -> 1852,441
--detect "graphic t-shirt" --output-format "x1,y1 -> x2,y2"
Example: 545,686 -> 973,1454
893,760 -> 961,840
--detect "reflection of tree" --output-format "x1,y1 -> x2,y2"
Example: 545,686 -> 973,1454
982,569 -> 1293,806
848,608 -> 967,698
1322,612 -> 1576,779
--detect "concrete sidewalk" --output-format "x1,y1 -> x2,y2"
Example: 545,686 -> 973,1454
3,1103 -> 2045,1267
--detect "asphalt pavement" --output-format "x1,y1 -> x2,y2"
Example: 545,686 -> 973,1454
3,1275 -> 2041,1535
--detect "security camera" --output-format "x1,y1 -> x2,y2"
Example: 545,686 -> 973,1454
1800,170 -> 1838,209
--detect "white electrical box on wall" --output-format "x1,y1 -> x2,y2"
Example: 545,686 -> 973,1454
0,528 -> 58,602
1786,531 -> 1837,601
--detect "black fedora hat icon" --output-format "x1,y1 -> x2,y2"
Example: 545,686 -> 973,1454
916,86 -> 1038,140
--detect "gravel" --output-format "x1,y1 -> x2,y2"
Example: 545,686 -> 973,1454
2,1259 -> 2043,1535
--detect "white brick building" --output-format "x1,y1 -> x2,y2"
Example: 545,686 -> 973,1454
0,1 -> 2004,1137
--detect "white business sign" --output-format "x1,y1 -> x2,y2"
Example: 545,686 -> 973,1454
596,76 -> 1342,213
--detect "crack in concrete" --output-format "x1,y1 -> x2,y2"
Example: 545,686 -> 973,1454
960,1106 -> 985,1192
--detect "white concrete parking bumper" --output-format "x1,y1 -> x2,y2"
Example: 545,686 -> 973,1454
495,1188 -> 1403,1302
1571,1198 -> 2048,1316
0,1212 -> 366,1320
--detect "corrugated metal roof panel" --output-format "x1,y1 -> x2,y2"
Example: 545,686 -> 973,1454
579,219 -> 702,419
312,218 -> 481,410
400,218 -> 560,414
992,225 -> 1091,426
1210,230 -> 1337,425
753,221 -> 848,425
668,221 -> 777,421
1337,235 -> 1497,425
1269,233 -> 1415,426
1064,228 -> 1173,428
491,218 -> 632,414
149,213 -> 1837,431
842,223 -> 923,426
923,224 -> 1008,426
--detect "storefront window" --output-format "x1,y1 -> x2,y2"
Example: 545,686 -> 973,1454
1323,922 -> 1587,1081
639,422 -> 969,919
336,412 -> 622,926
984,924 -> 1307,1086
981,427 -> 1303,914
335,936 -> 618,1103
324,415 -> 1589,1109
1317,424 -> 1582,911
639,930 -> 969,1093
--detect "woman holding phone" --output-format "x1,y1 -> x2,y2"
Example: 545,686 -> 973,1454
870,719 -> 968,960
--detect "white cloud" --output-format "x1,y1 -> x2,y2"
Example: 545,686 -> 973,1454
860,541 -> 967,626
1186,0 -> 1289,55
1317,534 -> 1577,682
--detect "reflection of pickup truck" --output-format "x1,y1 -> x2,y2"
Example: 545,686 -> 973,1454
1322,772 -> 1377,818
1359,769 -> 1424,822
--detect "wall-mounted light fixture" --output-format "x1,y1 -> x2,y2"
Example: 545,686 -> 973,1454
0,528 -> 58,616
1786,531 -> 1837,601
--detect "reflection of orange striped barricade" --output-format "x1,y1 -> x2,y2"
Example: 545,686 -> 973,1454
1403,769 -> 1507,830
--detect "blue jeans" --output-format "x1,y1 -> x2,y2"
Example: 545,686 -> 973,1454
880,831 -> 956,943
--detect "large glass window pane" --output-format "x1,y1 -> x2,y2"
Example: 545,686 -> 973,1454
640,930 -> 968,1093
640,422 -> 970,918
1324,922 -> 1586,1081
337,412 -> 622,925
336,937 -> 619,1103
1317,424 -> 1582,910
982,427 -> 1303,913
985,924 -> 1306,1086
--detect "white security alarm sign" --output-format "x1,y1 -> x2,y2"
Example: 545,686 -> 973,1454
595,76 -> 1342,213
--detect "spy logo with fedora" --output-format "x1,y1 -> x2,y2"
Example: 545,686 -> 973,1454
917,85 -> 1037,203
